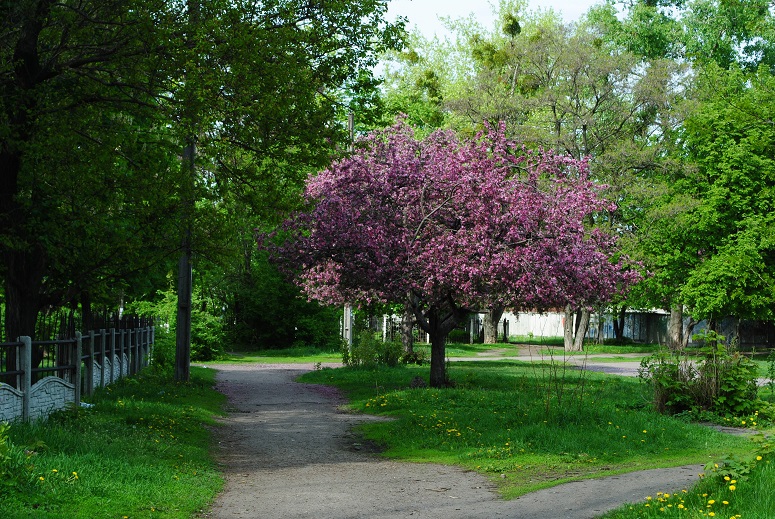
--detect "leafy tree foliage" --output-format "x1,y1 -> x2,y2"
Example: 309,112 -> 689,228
428,3 -> 680,346
591,0 -> 775,343
1,0 -> 178,342
222,250 -> 342,351
0,0 -> 401,359
264,121 -> 637,387
678,65 -> 775,321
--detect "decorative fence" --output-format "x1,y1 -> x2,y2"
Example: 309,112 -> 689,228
0,326 -> 154,422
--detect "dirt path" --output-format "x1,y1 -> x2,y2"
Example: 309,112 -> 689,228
204,363 -> 705,519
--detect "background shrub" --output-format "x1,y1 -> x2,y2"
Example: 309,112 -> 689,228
343,331 -> 403,367
639,331 -> 761,417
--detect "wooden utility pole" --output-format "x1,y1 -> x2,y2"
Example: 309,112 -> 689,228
175,0 -> 199,381
175,140 -> 194,382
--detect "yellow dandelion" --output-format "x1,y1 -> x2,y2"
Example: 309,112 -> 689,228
729,485 -> 736,491
757,455 -> 763,461
39,477 -> 45,482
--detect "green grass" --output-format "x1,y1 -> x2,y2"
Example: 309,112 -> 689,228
601,450 -> 775,518
300,360 -> 768,499
413,342 -> 522,358
216,346 -> 342,363
0,367 -> 225,519
508,335 -> 565,346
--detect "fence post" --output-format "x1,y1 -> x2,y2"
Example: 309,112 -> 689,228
119,329 -> 125,379
135,328 -> 141,373
87,331 -> 95,397
20,336 -> 32,422
142,326 -> 149,368
100,329 -> 106,388
109,328 -> 116,384
137,330 -> 145,373
135,328 -> 140,374
150,326 -> 155,367
74,332 -> 82,409
128,329 -> 135,375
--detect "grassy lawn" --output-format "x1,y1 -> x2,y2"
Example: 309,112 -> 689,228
601,449 -> 775,519
217,345 -> 342,363
0,367 -> 225,519
3,347 -> 771,519
300,360 -> 771,503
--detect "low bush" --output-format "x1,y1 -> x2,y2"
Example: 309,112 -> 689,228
639,331 -> 760,417
343,331 -> 403,367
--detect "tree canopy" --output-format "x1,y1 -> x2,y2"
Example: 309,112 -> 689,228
264,120 -> 638,386
0,0 -> 401,353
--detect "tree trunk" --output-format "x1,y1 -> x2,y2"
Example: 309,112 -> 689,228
414,302 -> 465,388
564,305 -> 590,352
668,304 -> 683,350
429,328 -> 447,388
483,305 -> 505,344
682,317 -> 697,349
597,307 -> 605,345
81,290 -> 93,332
401,306 -> 414,354
612,305 -> 627,341
563,305 -> 575,350
2,248 -> 46,387
3,249 -> 45,342
175,139 -> 195,382
573,309 -> 591,352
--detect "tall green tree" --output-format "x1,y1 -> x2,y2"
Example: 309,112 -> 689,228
1,0 -> 178,344
437,2 -> 679,348
679,65 -> 775,323
1,0 -> 402,368
591,0 -> 775,345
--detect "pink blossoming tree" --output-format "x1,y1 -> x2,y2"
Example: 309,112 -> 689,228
264,120 -> 638,387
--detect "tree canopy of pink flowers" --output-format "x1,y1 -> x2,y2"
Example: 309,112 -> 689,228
262,120 -> 639,386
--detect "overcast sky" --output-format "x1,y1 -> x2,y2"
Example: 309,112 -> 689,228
387,0 -> 603,38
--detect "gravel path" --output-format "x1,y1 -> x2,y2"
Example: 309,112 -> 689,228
203,362 -> 706,519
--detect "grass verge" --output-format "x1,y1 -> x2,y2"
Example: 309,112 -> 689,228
601,449 -> 774,518
217,346 -> 341,364
299,360 -> 768,500
0,367 -> 225,519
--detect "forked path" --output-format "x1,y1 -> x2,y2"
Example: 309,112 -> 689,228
204,363 -> 704,519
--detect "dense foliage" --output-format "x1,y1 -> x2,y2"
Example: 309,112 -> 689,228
0,0 -> 401,359
265,120 -> 637,386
